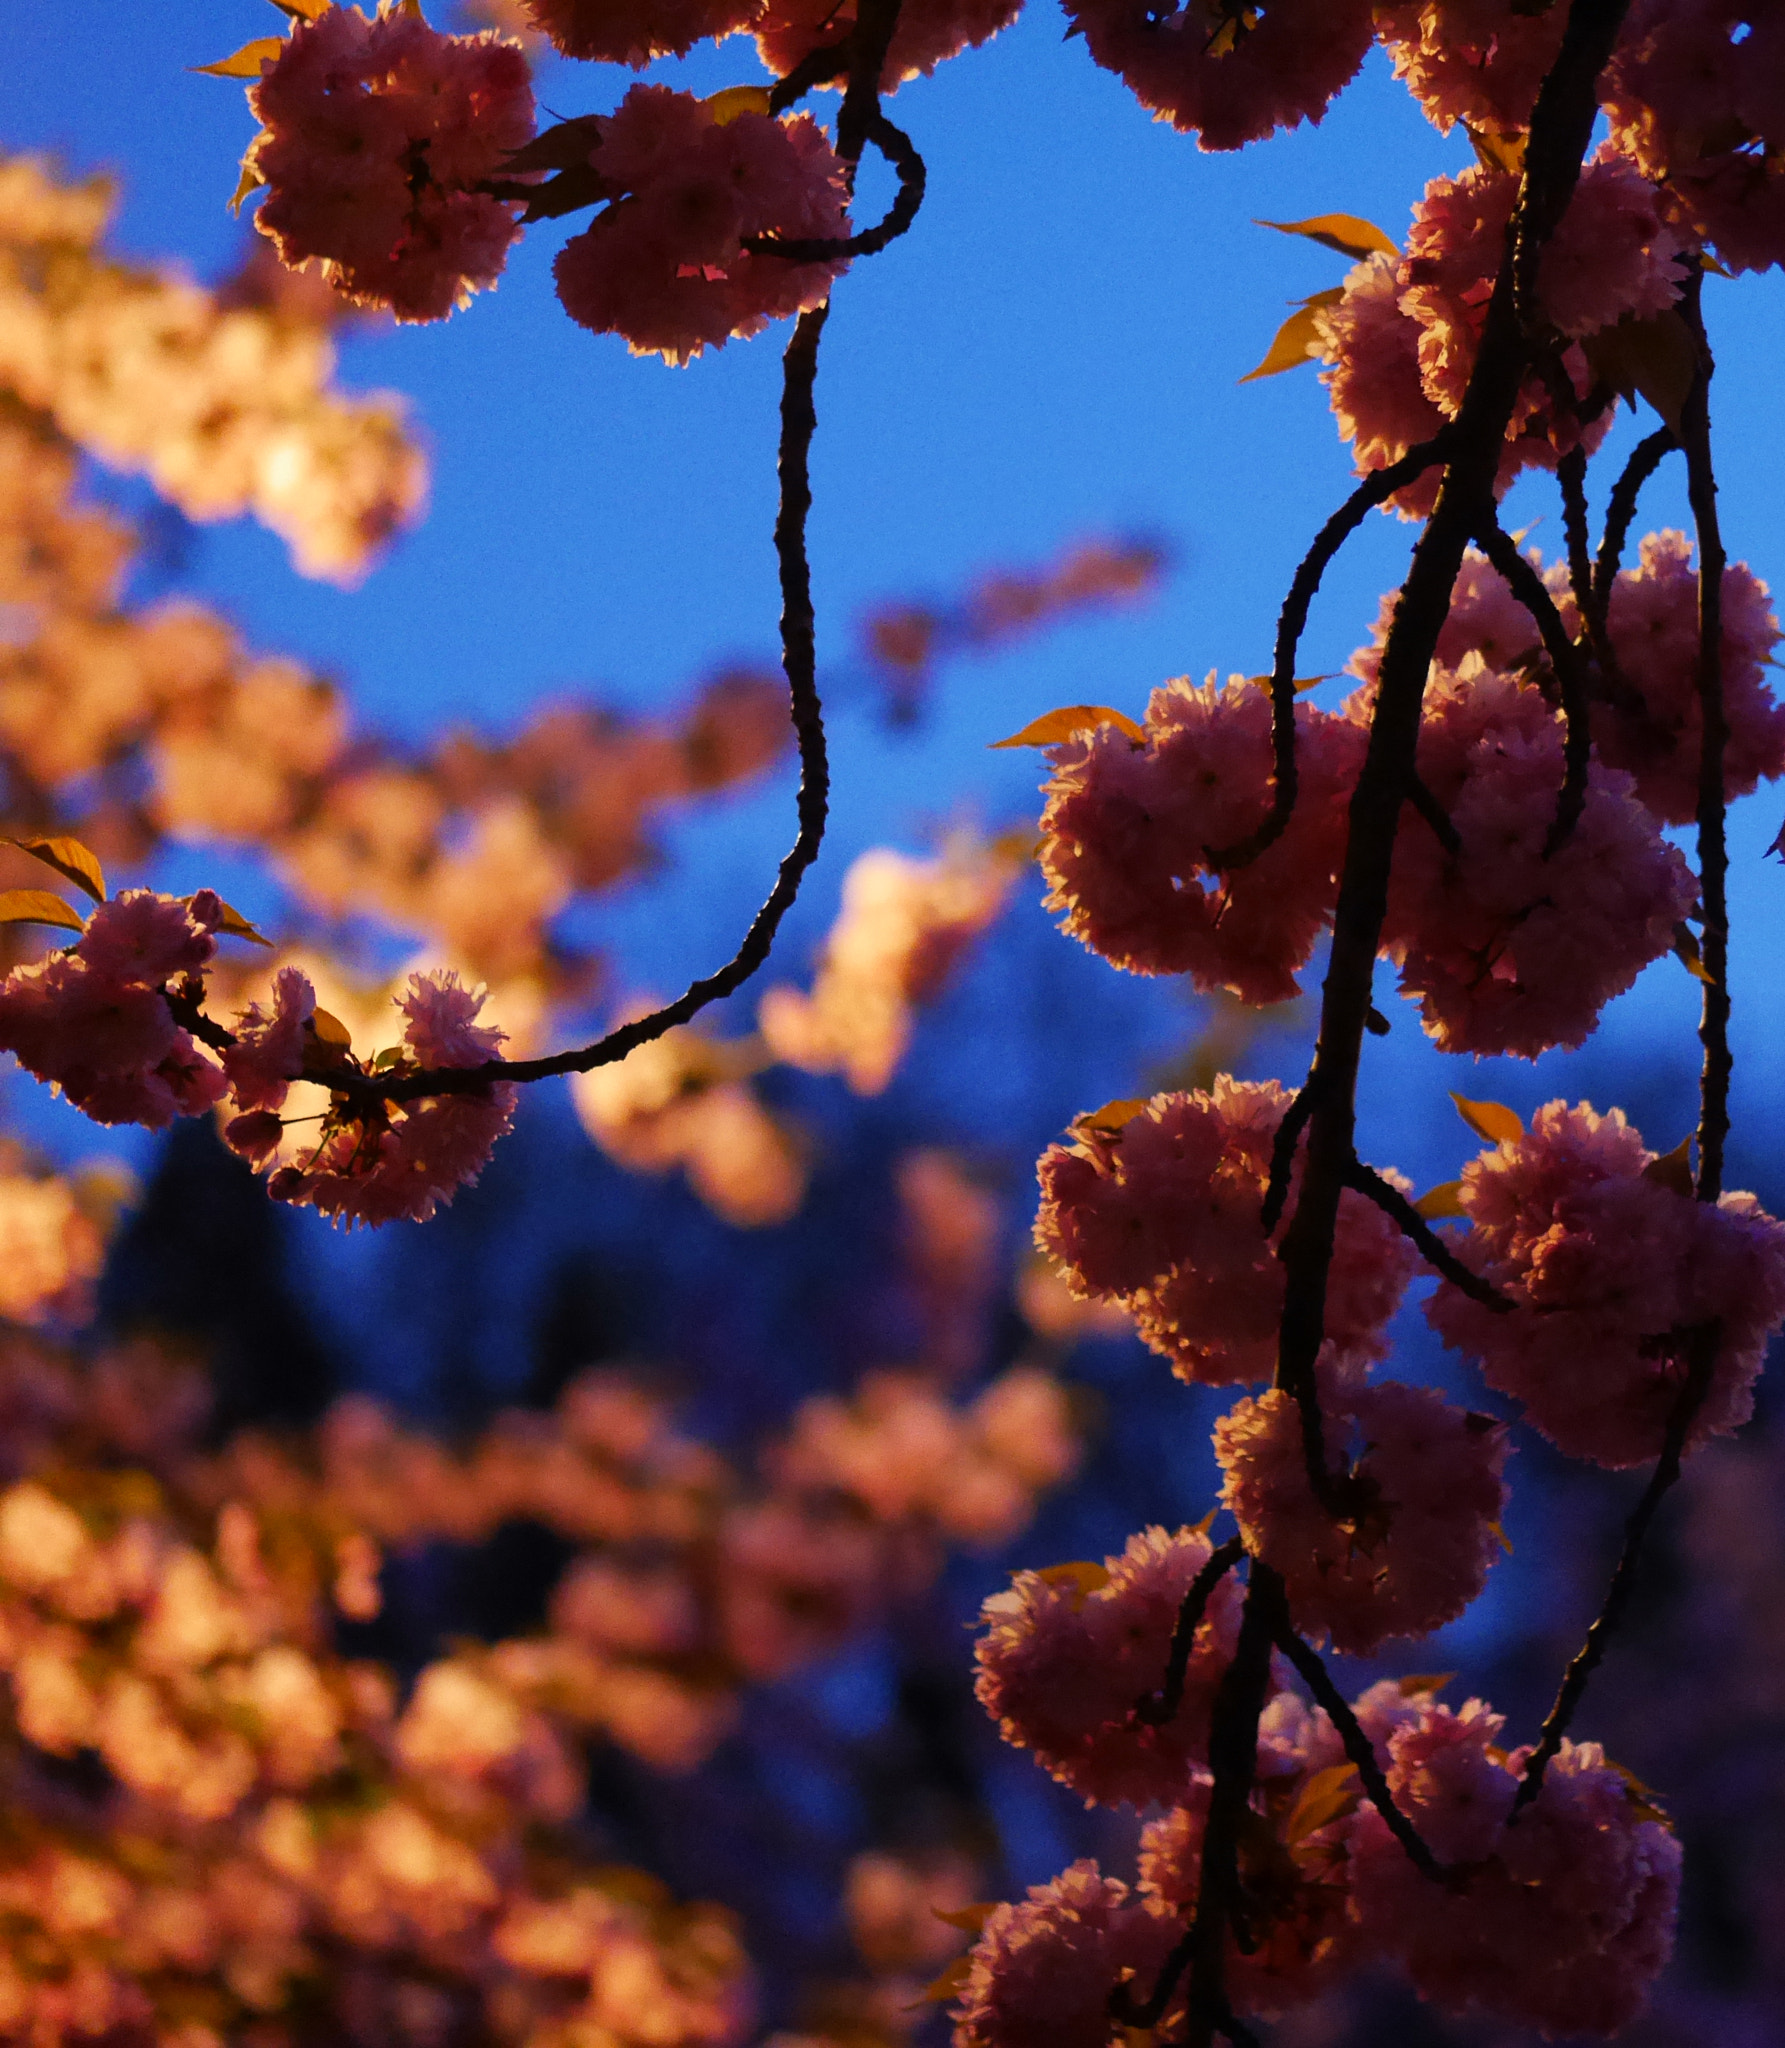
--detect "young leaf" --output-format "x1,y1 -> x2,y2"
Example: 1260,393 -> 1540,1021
1283,1762 -> 1360,1843
268,0 -> 330,17
1466,123 -> 1527,174
193,37 -> 286,78
1244,671 -> 1336,694
229,154 -> 268,216
1072,1097 -> 1150,1138
1450,1093 -> 1523,1146
1255,214 -> 1397,261
502,114 -> 607,177
0,890 -> 85,935
1239,290 -> 1342,383
310,1008 -> 354,1048
991,705 -> 1146,749
213,899 -> 275,947
1397,1672 -> 1454,1698
1642,1134 -> 1695,1197
1033,1560 -> 1110,1604
1671,920 -> 1714,984
1413,1179 -> 1467,1220
916,1955 -> 974,2006
1583,310 -> 1698,435
704,85 -> 773,125
931,1903 -> 996,1935
9,835 -> 106,903
1488,1520 -> 1514,1556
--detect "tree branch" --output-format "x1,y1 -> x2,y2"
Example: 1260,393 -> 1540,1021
1342,1159 -> 1513,1311
747,109 -> 925,261
1592,425 -> 1675,615
1134,1537 -> 1245,1726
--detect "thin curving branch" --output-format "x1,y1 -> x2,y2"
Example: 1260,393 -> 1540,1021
1592,424 -> 1675,615
1473,517 -> 1592,856
1342,1159 -> 1513,1311
1271,1621 -> 1450,1884
1260,1068 -> 1320,1234
1134,1537 -> 1246,1726
1405,771 -> 1462,859
747,108 -> 925,261
767,39 -> 853,113
1557,444 -> 1595,626
1210,428 -> 1458,872
1511,1322 -> 1718,1816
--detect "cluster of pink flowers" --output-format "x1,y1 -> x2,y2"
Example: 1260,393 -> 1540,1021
1215,1383 -> 1510,1655
956,1662 -> 1681,2038
0,890 -> 229,1129
1364,659 -> 1698,1056
247,5 -> 536,322
1034,1080 -> 1416,1384
754,0 -> 1025,90
1374,0 -> 1568,136
525,0 -> 761,65
1061,0 -> 1375,151
1428,1101 -> 1785,1466
1038,678 -> 1364,1004
553,86 -> 850,365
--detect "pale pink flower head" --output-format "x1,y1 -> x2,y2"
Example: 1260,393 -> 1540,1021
74,890 -> 221,985
1034,1079 -> 1416,1387
1367,661 -> 1697,1056
1038,679 -> 1365,1005
1060,0 -> 1375,151
1351,1699 -> 1682,2036
973,1525 -> 1243,1807
223,966 -> 319,1116
1349,546 -> 1551,691
756,0 -> 1023,89
1605,0 -> 1785,275
1427,1100 -> 1785,1465
1316,253 -> 1449,519
953,1862 -> 1183,2048
553,86 -> 849,365
527,0 -> 762,64
1375,0 -> 1568,135
248,4 -> 535,322
1216,1382 -> 1511,1655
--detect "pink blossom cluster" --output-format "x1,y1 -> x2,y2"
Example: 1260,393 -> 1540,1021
1037,678 -> 1365,1005
553,87 -> 849,364
957,1667 -> 1682,2037
1034,1080 -> 1416,1384
1605,0 -> 1785,275
1060,0 -> 1375,150
755,0 -> 1025,89
1215,1382 -> 1510,1655
972,1526 -> 1242,1804
1428,1100 -> 1785,1466
1374,0 -> 1568,136
526,0 -> 761,65
1318,152 -> 1687,510
0,890 -> 229,1129
247,5 -> 536,323
1363,659 -> 1697,1055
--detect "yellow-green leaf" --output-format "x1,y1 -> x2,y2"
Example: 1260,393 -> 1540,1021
1397,1672 -> 1454,1698
1583,310 -> 1698,435
1244,671 -> 1336,695
1073,1096 -> 1150,1137
931,1903 -> 997,1935
212,898 -> 275,947
704,85 -> 772,125
916,1955 -> 975,2006
0,889 -> 85,935
370,1045 -> 404,1072
1239,289 -> 1342,383
1451,1093 -> 1523,1146
193,37 -> 286,78
1672,920 -> 1714,984
310,1008 -> 354,1048
1256,214 -> 1397,261
1283,1762 -> 1360,1843
1033,1560 -> 1110,1604
1467,123 -> 1527,174
1413,1179 -> 1467,1220
229,153 -> 267,216
9,835 -> 105,903
1642,1134 -> 1694,1198
1488,1519 -> 1514,1556
991,705 -> 1146,750
269,0 -> 331,18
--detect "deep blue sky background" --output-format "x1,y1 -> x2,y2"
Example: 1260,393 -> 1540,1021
5,0 -> 1785,1296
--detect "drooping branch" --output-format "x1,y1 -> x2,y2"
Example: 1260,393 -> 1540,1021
1270,1620 -> 1450,1884
1557,444 -> 1595,628
1592,424 -> 1675,612
1260,1068 -> 1321,1234
1472,517 -> 1592,853
1134,1536 -> 1245,1726
1212,430 -> 1458,873
748,109 -> 925,261
1342,1158 -> 1513,1311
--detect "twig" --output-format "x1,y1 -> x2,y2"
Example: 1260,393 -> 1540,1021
1511,1322 -> 1718,1816
1405,771 -> 1462,858
1134,1538 -> 1245,1726
1342,1159 -> 1513,1311
1592,425 -> 1675,615
314,304 -> 834,1109
1557,444 -> 1595,626
1473,517 -> 1592,855
767,39 -> 853,113
1210,429 -> 1457,871
1271,1620 -> 1450,1884
747,109 -> 924,261
1260,1069 -> 1320,1234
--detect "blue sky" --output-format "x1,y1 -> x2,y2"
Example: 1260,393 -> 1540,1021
6,0 -> 1785,1205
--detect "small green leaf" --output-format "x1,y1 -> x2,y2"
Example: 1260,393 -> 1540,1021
370,1045 -> 404,1072
228,153 -> 267,216
1466,123 -> 1527,174
991,705 -> 1146,749
193,36 -> 286,77
1240,289 -> 1343,383
704,85 -> 772,125
915,1955 -> 974,2007
931,1903 -> 997,1935
213,899 -> 275,947
1672,920 -> 1715,984
310,1008 -> 354,1049
1583,310 -> 1698,435
1451,1094 -> 1524,1146
1072,1097 -> 1150,1137
1033,1560 -> 1111,1604
9,835 -> 105,903
1642,1134 -> 1695,1197
1284,1762 -> 1361,1843
1256,214 -> 1398,261
1413,1180 -> 1467,1220
0,890 -> 85,935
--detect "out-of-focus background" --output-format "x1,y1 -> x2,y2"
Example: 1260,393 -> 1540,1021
4,2 -> 1785,2041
